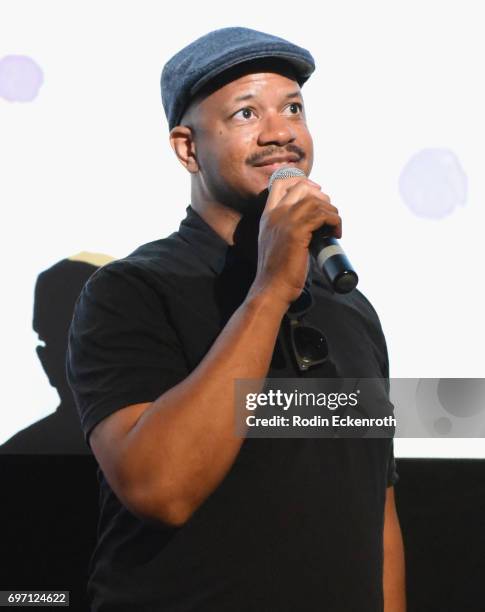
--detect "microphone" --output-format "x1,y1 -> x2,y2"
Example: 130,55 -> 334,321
267,166 -> 359,294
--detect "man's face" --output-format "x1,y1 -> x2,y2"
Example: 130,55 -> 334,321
184,68 -> 314,214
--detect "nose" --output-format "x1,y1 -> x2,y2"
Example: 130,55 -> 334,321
257,111 -> 296,147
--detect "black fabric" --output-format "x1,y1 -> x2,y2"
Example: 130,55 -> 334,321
66,204 -> 399,612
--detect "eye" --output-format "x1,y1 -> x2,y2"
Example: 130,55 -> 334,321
285,102 -> 303,115
233,107 -> 255,120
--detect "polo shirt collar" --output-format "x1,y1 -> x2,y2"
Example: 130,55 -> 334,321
178,205 -> 230,275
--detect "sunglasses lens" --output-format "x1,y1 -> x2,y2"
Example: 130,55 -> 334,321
293,325 -> 328,365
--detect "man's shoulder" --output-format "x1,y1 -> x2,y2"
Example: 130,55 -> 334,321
76,229 -> 205,317
127,232 -> 181,262
122,228 -> 208,276
86,231 -> 189,284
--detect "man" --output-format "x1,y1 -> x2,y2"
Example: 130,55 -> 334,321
67,27 -> 406,611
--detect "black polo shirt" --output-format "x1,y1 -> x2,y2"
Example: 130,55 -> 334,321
66,204 -> 399,612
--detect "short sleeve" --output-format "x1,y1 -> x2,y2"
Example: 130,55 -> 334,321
65,261 -> 189,451
380,335 -> 399,488
386,439 -> 399,487
364,299 -> 400,489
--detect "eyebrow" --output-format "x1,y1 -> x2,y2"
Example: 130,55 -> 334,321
231,90 -> 302,104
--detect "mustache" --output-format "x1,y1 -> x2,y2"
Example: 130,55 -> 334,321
247,145 -> 305,165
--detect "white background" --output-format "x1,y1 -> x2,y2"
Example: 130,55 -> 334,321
1,0 -> 483,457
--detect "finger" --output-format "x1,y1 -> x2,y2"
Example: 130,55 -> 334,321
281,189 -> 338,218
302,209 -> 343,239
267,176 -> 321,206
289,197 -> 339,220
278,181 -> 333,207
264,175 -> 305,213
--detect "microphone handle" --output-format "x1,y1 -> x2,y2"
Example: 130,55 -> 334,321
309,227 -> 359,294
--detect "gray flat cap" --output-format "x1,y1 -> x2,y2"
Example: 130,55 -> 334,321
161,27 -> 315,130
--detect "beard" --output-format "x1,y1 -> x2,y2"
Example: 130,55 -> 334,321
212,176 -> 268,217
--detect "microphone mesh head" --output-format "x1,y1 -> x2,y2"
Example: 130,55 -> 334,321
267,166 -> 306,191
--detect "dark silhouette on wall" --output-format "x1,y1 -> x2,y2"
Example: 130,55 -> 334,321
0,252 -> 114,454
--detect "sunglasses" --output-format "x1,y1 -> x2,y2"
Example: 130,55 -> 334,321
286,314 -> 329,372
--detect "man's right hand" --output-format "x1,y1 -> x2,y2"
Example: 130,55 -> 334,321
249,175 -> 342,308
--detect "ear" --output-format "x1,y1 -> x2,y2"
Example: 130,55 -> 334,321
169,125 -> 199,173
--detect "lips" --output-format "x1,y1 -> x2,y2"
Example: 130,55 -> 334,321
252,156 -> 302,177
253,155 -> 300,167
